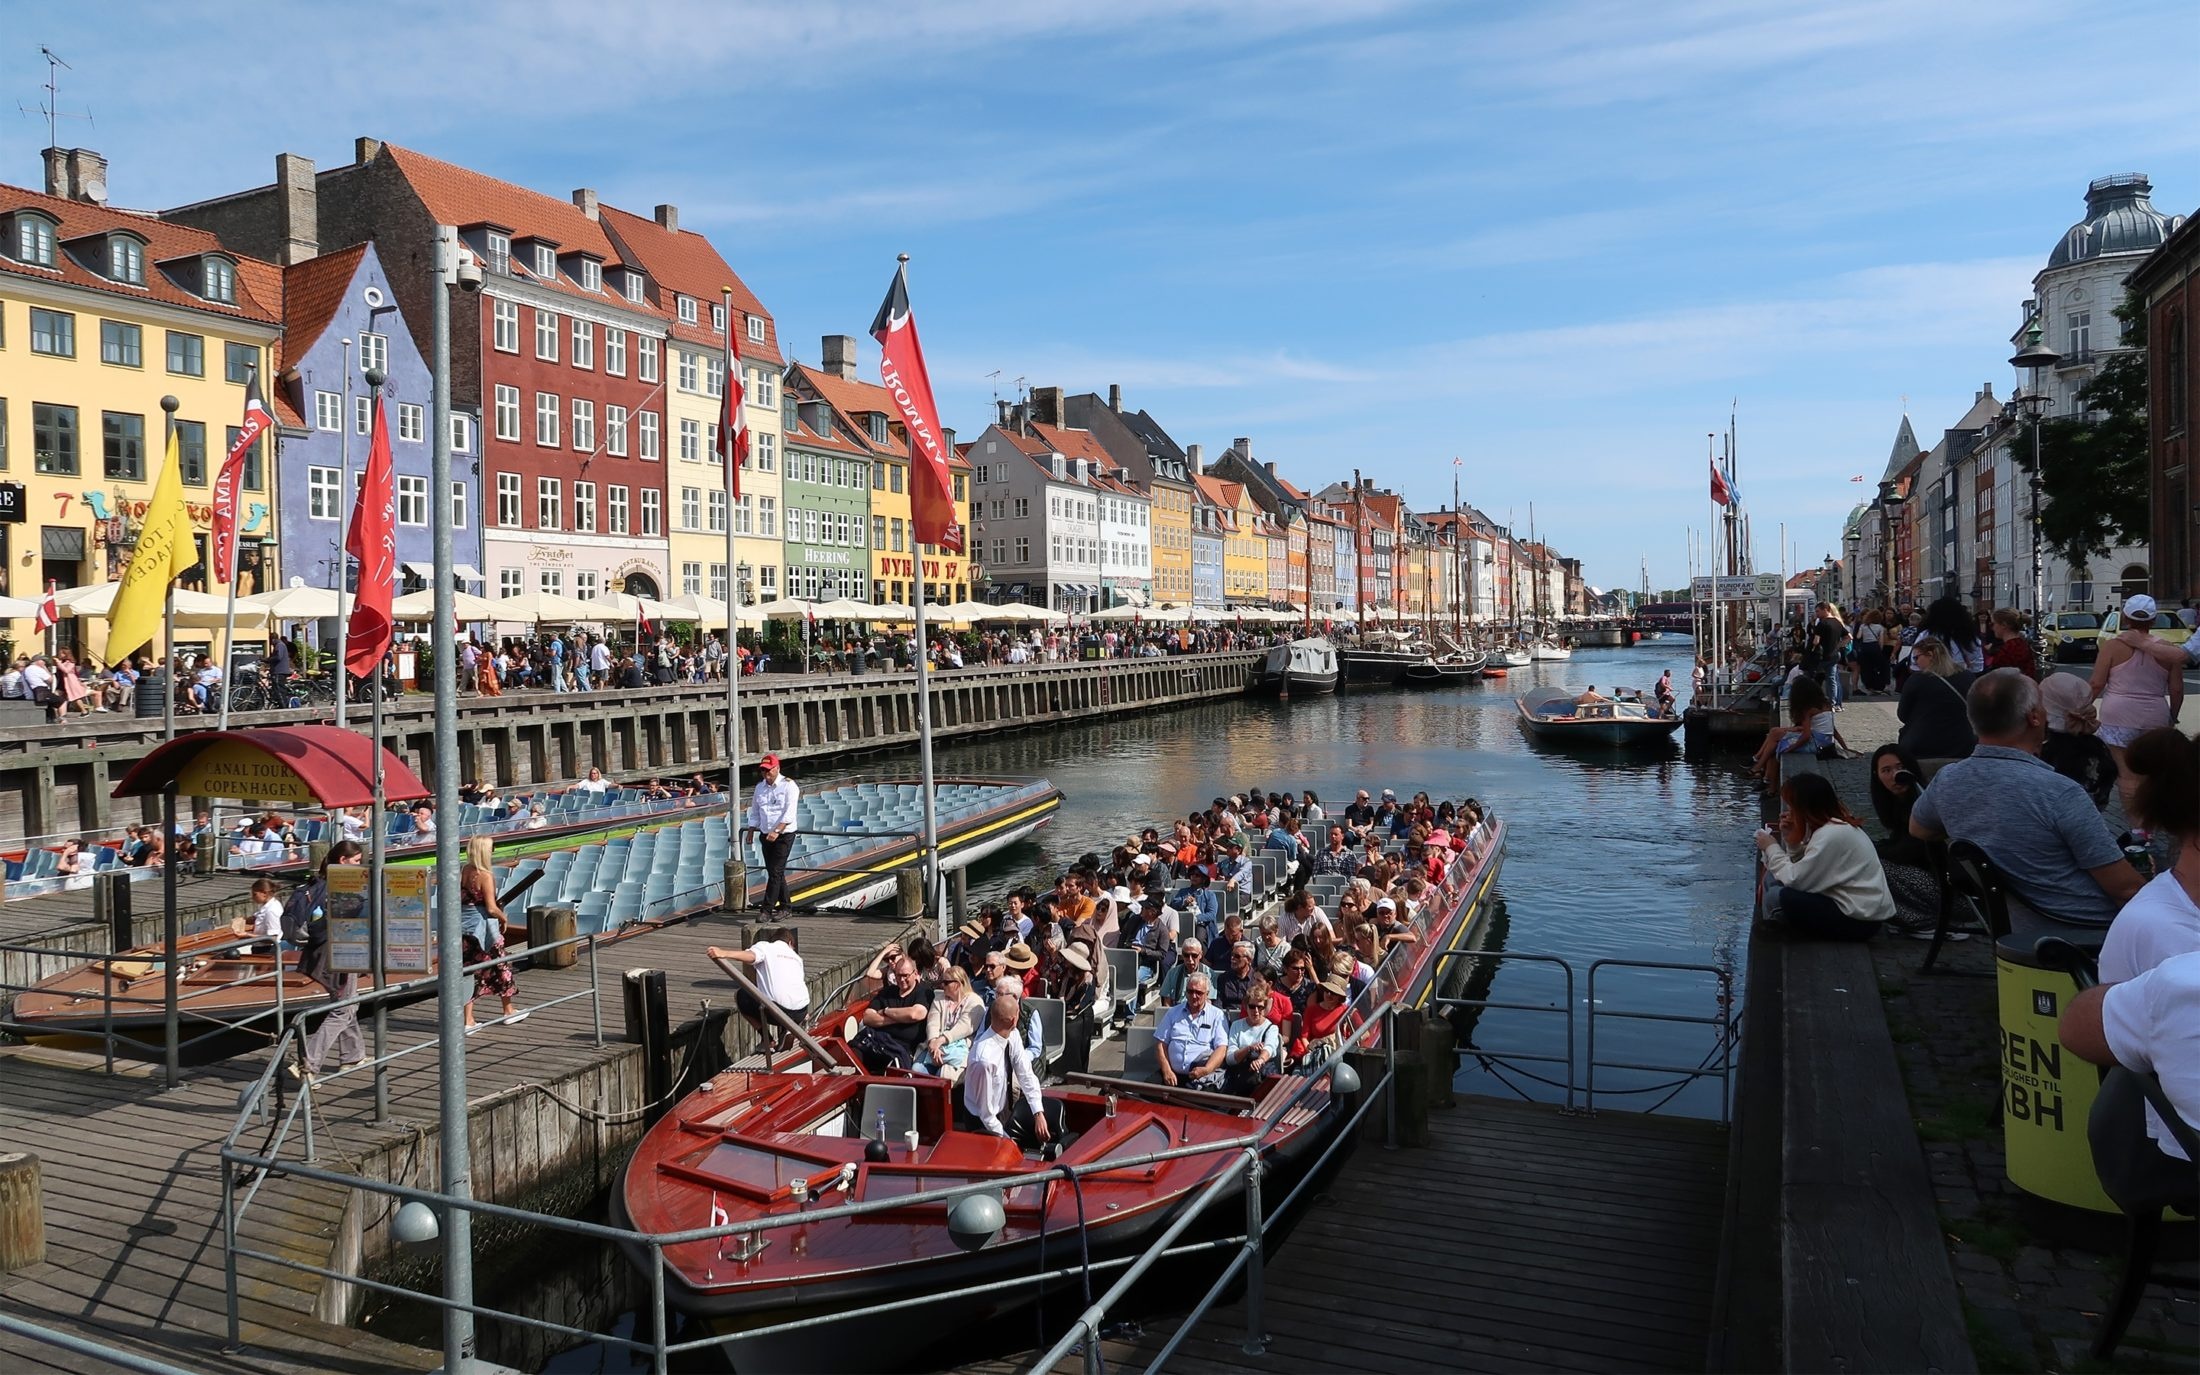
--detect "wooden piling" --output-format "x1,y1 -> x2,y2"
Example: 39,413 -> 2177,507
0,1150 -> 45,1272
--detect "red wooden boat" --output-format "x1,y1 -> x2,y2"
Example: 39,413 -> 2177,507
613,812 -> 1507,1371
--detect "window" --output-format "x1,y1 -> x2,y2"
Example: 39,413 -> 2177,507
535,309 -> 559,361
166,331 -> 204,376
747,314 -> 765,343
534,244 -> 558,280
355,394 -> 372,435
579,260 -> 600,292
108,236 -> 145,285
492,300 -> 520,352
309,466 -> 341,519
499,568 -> 522,599
537,477 -> 561,529
30,308 -> 74,356
680,486 -> 701,530
451,412 -> 474,453
575,570 -> 599,600
735,494 -> 753,535
891,518 -> 906,553
606,405 -> 629,457
397,474 -> 427,525
1013,497 -> 1029,519
536,392 -> 560,446
711,304 -> 725,334
225,341 -> 256,383
890,463 -> 904,494
639,410 -> 660,460
705,355 -> 724,398
397,403 -> 425,443
103,411 -> 146,480
484,233 -> 511,275
639,335 -> 660,382
605,327 -> 626,376
708,489 -> 727,533
538,568 -> 563,595
497,472 -> 520,527
494,385 -> 520,440
176,420 -> 207,485
201,257 -> 236,304
756,497 -> 776,536
2067,310 -> 2092,361
571,318 -> 593,369
572,398 -> 595,452
450,480 -> 468,529
640,488 -> 661,535
872,515 -> 889,550
623,271 -> 644,303
359,332 -> 388,375
608,485 -> 629,534
677,295 -> 697,324
755,368 -> 777,408
759,565 -> 777,596
679,418 -> 701,462
678,351 -> 699,393
33,403 -> 78,475
682,561 -> 703,597
100,320 -> 143,367
756,432 -> 776,473
229,427 -> 263,490
574,481 -> 596,532
14,214 -> 55,265
710,563 -> 728,601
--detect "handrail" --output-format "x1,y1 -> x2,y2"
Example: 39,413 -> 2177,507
1585,958 -> 1737,1125
1428,949 -> 1578,1112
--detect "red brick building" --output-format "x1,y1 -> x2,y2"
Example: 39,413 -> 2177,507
2129,211 -> 2200,606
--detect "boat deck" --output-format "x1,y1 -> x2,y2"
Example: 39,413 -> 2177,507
962,1095 -> 1729,1375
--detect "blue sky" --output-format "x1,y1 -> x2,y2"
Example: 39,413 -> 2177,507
12,0 -> 2197,592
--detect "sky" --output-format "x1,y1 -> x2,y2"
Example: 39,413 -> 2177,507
10,0 -> 2197,593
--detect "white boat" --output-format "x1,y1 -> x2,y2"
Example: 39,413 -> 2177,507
1496,647 -> 1535,669
1250,637 -> 1340,698
1529,640 -> 1573,662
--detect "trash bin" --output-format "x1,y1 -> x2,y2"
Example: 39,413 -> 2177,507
135,682 -> 165,719
1996,927 -> 2115,1213
848,650 -> 866,677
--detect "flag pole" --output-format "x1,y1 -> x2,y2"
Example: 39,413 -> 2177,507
721,287 -> 746,911
334,342 -> 355,732
163,399 -> 179,747
364,370 -> 392,1122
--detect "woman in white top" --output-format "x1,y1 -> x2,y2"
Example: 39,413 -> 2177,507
1755,773 -> 1894,940
916,965 -> 985,1080
2099,727 -> 2200,984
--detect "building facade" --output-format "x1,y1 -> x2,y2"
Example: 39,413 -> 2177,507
1059,388 -> 1192,608
2130,209 -> 2200,605
779,363 -> 873,603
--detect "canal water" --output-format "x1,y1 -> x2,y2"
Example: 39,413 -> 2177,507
416,641 -> 1763,1371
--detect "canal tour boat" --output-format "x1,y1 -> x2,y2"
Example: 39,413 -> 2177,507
1515,686 -> 1683,747
8,777 -> 1061,1038
612,807 -> 1507,1372
1248,636 -> 1340,698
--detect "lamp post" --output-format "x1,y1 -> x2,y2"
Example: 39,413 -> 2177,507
2010,318 -> 2062,647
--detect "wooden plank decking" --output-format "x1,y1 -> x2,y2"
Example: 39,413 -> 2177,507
970,1096 -> 1729,1375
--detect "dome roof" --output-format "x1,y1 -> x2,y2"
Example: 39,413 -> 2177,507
2046,174 -> 2186,269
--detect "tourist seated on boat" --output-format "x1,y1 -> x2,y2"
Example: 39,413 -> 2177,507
1749,678 -> 1841,783
1205,910 -> 1248,967
1375,895 -> 1419,947
853,946 -> 934,1073
1131,901 -> 1180,983
956,991 -> 1058,1152
1292,966 -> 1356,1066
916,965 -> 985,1081
1311,825 -> 1359,879
991,974 -> 1045,1058
1156,971 -> 1229,1090
1908,669 -> 2141,928
1053,945 -> 1097,1080
1002,941 -> 1041,997
1216,940 -> 1257,1009
1404,838 -> 1446,886
1266,814 -> 1312,891
1274,951 -> 1317,1042
1756,774 -> 1896,941
2037,672 -> 2119,809
578,767 -> 610,795
1173,868 -> 1220,942
1342,790 -> 1376,831
1574,685 -> 1610,707
1213,840 -> 1253,899
1224,981 -> 1283,1095
53,840 -> 82,877
1160,938 -> 1209,1006
1345,927 -> 1383,988
1254,915 -> 1291,979
1896,638 -> 1978,762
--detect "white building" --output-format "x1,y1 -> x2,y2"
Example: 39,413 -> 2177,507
970,412 -> 1153,613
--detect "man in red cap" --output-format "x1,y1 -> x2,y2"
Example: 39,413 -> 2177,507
746,752 -> 801,914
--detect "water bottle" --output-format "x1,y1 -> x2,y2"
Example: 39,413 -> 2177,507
875,1107 -> 887,1143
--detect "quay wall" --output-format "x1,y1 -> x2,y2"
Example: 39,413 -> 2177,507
0,652 -> 1261,841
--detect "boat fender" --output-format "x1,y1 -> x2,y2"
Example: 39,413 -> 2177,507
864,1138 -> 891,1164
835,1162 -> 858,1193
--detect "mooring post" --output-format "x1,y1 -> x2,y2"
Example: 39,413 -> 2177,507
0,1152 -> 45,1273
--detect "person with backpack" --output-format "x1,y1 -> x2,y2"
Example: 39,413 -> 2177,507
293,840 -> 367,1080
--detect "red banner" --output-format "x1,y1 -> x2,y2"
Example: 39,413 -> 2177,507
213,372 -> 275,583
870,261 -> 963,554
719,315 -> 747,500
343,395 -> 397,679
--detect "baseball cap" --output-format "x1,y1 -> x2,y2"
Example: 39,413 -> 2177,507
2124,593 -> 2159,622
760,753 -> 781,770
1380,788 -> 1395,800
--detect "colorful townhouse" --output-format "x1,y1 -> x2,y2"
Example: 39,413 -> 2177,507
781,359 -> 875,603
1058,387 -> 1193,609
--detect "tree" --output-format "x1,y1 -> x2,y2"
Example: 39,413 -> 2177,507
2016,293 -> 2148,567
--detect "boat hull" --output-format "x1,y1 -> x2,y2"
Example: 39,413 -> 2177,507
1248,668 -> 1339,697
1336,649 -> 1423,685
1518,715 -> 1683,747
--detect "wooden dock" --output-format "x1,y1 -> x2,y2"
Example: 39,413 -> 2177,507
973,1095 -> 1730,1375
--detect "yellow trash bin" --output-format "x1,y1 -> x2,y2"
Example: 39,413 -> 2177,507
1995,943 -> 2115,1214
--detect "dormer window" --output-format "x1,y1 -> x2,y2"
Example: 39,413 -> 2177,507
711,304 -> 726,334
484,232 -> 511,274
108,234 -> 145,285
578,259 -> 600,292
868,414 -> 889,444
11,213 -> 56,267
201,255 -> 236,305
747,315 -> 765,343
533,243 -> 558,280
622,269 -> 645,303
677,295 -> 697,325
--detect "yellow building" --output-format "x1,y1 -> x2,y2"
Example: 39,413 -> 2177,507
1149,475 -> 1193,606
1199,476 -> 1268,605
2,164 -> 281,663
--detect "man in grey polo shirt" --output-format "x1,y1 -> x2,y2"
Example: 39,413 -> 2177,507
1910,669 -> 2143,926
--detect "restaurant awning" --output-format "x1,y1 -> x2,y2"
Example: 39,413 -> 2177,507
453,565 -> 484,583
112,726 -> 428,807
402,561 -> 436,579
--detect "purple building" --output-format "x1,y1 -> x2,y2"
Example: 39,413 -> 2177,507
275,241 -> 482,598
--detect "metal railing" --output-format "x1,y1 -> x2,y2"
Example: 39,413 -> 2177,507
1428,949 -> 1578,1110
1585,958 -> 1737,1124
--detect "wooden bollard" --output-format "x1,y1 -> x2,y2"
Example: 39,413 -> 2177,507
532,904 -> 577,969
1421,1013 -> 1459,1110
0,1151 -> 46,1272
896,867 -> 924,921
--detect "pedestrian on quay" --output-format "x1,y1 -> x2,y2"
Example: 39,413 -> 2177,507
2091,595 -> 2184,819
710,927 -> 810,1051
747,753 -> 800,915
460,835 -> 524,1031
294,840 -> 367,1080
1755,773 -> 1895,942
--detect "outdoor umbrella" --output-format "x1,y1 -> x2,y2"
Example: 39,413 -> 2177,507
0,594 -> 44,618
587,589 -> 680,624
488,590 -> 599,624
239,585 -> 351,620
390,589 -> 504,622
61,583 -> 271,630
970,604 -> 1067,625
761,599 -> 822,621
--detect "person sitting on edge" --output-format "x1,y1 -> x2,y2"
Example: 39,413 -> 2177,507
1909,668 -> 2143,927
958,990 -> 1058,1152
1574,685 -> 1609,706
1755,773 -> 1896,941
1155,970 -> 1229,1090
709,928 -> 810,1053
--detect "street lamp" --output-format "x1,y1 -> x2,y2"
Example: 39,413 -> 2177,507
2010,317 -> 2061,640
1876,480 -> 1905,610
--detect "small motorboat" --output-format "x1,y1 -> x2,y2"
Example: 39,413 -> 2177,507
1481,666 -> 1509,680
1494,646 -> 1534,669
1528,640 -> 1573,662
1400,652 -> 1488,688
1250,637 -> 1340,698
1516,686 -> 1682,747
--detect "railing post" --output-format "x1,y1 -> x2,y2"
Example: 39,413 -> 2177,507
301,1076 -> 316,1164
649,1242 -> 669,1375
220,1147 -> 242,1350
101,962 -> 115,1077
589,936 -> 604,1047
1384,1005 -> 1398,1150
1240,1146 -> 1266,1357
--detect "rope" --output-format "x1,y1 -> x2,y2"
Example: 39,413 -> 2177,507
500,1015 -> 712,1125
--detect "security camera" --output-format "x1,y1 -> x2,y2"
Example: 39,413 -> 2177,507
455,249 -> 484,293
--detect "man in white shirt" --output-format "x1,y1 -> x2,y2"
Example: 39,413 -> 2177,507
747,753 -> 801,914
958,992 -> 1055,1149
590,637 -> 613,683
2062,950 -> 2200,1163
1155,971 -> 1228,1089
709,930 -> 811,1051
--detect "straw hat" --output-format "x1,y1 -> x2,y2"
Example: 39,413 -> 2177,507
1061,946 -> 1091,974
1003,942 -> 1038,972
1318,969 -> 1354,999
956,919 -> 986,942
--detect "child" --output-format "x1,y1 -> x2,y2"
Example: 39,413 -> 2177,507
249,878 -> 287,951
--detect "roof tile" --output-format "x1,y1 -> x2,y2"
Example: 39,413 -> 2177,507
0,182 -> 280,325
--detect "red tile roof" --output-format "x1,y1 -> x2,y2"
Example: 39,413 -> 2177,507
278,243 -> 367,369
996,423 -> 1144,496
0,182 -> 280,325
804,369 -> 911,461
598,204 -> 781,365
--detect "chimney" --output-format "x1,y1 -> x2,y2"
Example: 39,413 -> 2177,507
654,203 -> 680,232
47,148 -> 108,204
997,399 -> 1012,426
1032,386 -> 1064,426
355,137 -> 382,165
41,147 -> 67,198
1233,436 -> 1252,459
821,334 -> 857,379
1108,383 -> 1122,412
275,153 -> 319,266
1978,382 -> 1995,401
572,188 -> 599,220
1264,461 -> 1277,477
1186,443 -> 1203,475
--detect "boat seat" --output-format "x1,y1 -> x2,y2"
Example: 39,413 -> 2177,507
1026,996 -> 1068,1071
1103,948 -> 1149,1022
859,1083 -> 919,1144
1122,1025 -> 1160,1080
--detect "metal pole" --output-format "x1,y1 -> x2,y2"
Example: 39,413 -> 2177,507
1240,1146 -> 1266,1356
429,223 -> 476,1374
161,786 -> 179,1090
334,340 -> 354,732
720,288 -> 746,913
365,368 -> 390,1124
2030,414 -> 2045,636
911,594 -> 946,941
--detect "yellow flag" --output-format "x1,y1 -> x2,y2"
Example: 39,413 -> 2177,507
106,422 -> 193,662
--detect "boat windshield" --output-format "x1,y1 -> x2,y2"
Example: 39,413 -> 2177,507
860,1172 -> 1042,1209
691,1140 -> 821,1193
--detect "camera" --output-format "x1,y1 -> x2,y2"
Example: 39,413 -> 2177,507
455,249 -> 484,293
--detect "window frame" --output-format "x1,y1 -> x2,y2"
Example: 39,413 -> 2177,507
534,308 -> 560,362
166,330 -> 205,376
396,474 -> 428,526
99,319 -> 144,368
33,402 -> 79,476
30,307 -> 75,357
536,476 -> 562,530
496,472 -> 521,527
492,299 -> 521,353
102,410 -> 147,481
308,466 -> 342,520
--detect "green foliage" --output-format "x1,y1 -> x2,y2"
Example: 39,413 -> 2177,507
2017,294 -> 2149,566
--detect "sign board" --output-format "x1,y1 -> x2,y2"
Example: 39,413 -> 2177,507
0,482 -> 24,524
1690,573 -> 1786,601
173,739 -> 323,803
328,864 -> 437,978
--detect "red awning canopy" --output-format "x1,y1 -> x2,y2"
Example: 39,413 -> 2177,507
111,726 -> 429,807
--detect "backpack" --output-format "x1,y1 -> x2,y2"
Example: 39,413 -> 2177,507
281,878 -> 326,948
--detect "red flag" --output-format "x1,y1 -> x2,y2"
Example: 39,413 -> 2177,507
1709,458 -> 1733,508
213,370 -> 276,584
869,260 -> 963,554
343,395 -> 397,679
718,312 -> 747,500
34,580 -> 58,633
637,601 -> 654,639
